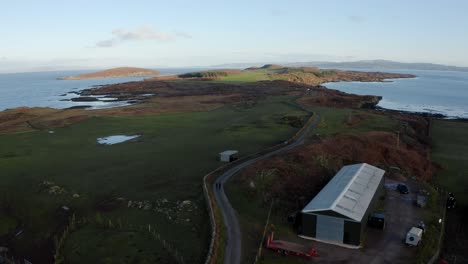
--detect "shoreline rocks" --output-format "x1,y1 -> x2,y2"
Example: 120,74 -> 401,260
70,97 -> 99,102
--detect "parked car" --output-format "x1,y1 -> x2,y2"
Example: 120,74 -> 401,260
397,184 -> 409,194
447,193 -> 456,209
368,213 -> 385,229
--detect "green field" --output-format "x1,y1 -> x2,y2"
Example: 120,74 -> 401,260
431,120 -> 468,205
213,67 -> 338,83
218,69 -> 282,82
0,215 -> 17,236
64,227 -> 174,263
310,107 -> 398,137
0,95 -> 308,263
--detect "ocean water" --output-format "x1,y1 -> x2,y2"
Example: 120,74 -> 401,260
323,69 -> 468,119
0,68 -> 203,111
1,68 -> 467,118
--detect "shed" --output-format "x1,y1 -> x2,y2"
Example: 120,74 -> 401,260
219,150 -> 239,162
300,163 -> 385,246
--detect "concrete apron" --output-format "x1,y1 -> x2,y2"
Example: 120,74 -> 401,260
298,235 -> 361,250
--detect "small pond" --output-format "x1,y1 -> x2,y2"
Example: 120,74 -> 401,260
97,135 -> 140,145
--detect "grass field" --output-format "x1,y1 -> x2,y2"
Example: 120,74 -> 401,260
310,107 -> 398,137
430,119 -> 468,262
218,69 -> 282,82
0,215 -> 17,236
0,95 -> 308,263
64,227 -> 175,263
431,120 -> 468,205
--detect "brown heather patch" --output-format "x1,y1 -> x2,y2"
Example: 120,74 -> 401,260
236,131 -> 434,206
298,89 -> 381,109
0,94 -> 242,133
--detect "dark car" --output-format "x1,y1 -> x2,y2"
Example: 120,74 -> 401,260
368,213 -> 385,229
447,193 -> 456,209
397,184 -> 409,194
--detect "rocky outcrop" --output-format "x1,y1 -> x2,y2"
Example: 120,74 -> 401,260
260,64 -> 284,69
70,97 -> 99,102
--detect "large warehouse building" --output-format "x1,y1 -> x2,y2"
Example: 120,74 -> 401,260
299,163 -> 385,247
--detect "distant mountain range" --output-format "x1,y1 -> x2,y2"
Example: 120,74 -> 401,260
287,60 -> 468,72
212,60 -> 468,72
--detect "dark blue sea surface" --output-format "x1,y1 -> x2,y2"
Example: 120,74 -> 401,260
323,69 -> 468,118
0,68 -> 203,110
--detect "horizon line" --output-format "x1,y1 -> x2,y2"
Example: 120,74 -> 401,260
1,59 -> 468,74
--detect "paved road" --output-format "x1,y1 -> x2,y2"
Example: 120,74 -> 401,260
212,114 -> 320,264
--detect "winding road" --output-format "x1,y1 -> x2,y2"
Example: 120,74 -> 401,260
212,113 -> 320,264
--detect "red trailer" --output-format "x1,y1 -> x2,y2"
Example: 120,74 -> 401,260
265,232 -> 319,258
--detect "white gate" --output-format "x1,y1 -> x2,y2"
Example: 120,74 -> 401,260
315,214 -> 344,242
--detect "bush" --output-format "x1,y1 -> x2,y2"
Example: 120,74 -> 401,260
178,71 -> 229,78
313,70 -> 336,77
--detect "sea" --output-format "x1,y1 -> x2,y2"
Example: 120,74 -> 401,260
0,68 -> 204,111
323,69 -> 468,119
0,68 -> 467,118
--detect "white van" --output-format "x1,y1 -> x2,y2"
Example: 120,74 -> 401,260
405,227 -> 423,246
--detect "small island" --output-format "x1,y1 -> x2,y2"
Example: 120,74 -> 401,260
58,67 -> 160,80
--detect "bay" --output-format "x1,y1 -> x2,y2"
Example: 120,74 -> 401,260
324,69 -> 468,119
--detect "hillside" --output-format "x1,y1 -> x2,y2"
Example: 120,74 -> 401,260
173,64 -> 414,84
214,60 -> 468,72
58,67 -> 160,80
287,60 -> 468,72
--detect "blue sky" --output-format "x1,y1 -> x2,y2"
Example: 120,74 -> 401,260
1,0 -> 468,72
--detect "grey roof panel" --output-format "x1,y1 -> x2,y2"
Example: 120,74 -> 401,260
302,163 -> 385,222
219,150 -> 238,156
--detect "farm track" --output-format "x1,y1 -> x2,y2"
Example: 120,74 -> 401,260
213,113 -> 320,264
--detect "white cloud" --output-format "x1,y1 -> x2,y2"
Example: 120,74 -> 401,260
95,25 -> 190,48
95,39 -> 115,48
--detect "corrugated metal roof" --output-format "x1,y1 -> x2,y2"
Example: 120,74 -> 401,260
219,150 -> 238,156
302,163 -> 385,222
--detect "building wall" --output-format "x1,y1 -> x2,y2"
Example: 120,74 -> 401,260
300,176 -> 385,246
301,213 -> 316,237
301,212 -> 361,246
219,154 -> 230,162
316,214 -> 345,242
344,220 -> 361,245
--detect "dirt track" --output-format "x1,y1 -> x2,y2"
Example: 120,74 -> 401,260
212,114 -> 320,264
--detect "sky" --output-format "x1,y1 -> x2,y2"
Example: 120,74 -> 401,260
1,0 -> 468,72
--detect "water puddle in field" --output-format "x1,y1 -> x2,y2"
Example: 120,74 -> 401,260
97,135 -> 140,145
